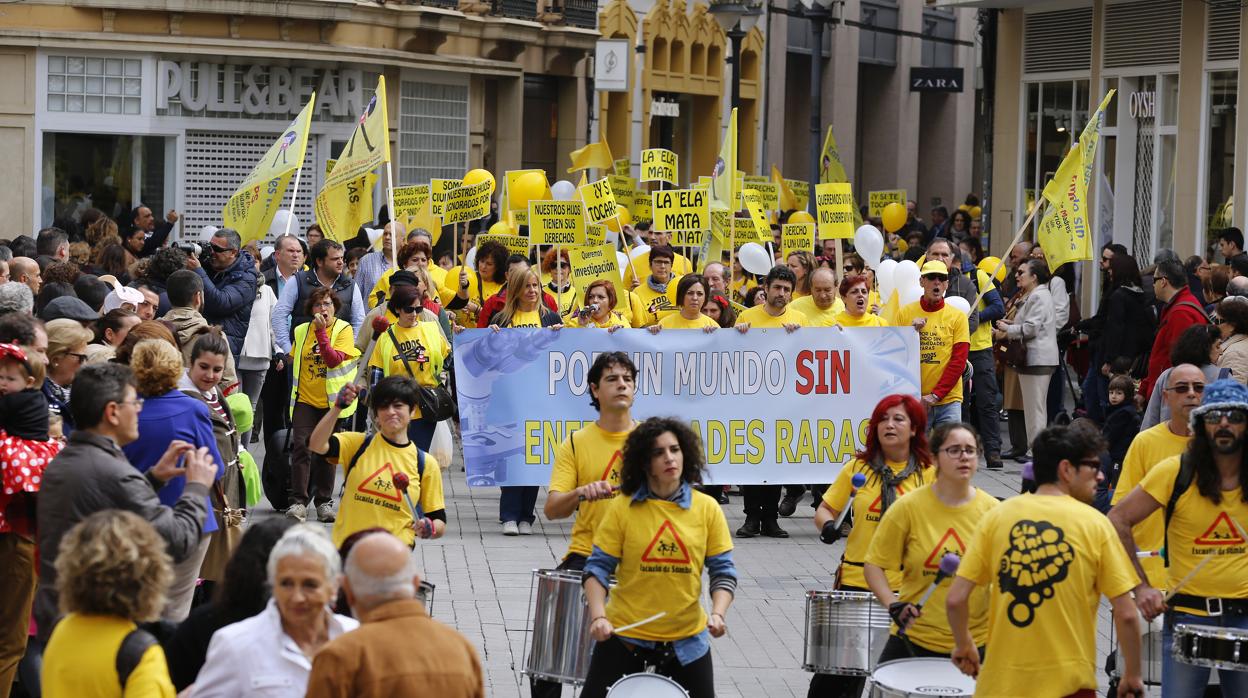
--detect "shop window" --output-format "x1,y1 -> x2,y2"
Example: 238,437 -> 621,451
398,80 -> 469,185
921,11 -> 955,69
47,55 -> 141,115
1021,79 -> 1089,231
1205,71 -> 1237,240
859,1 -> 898,67
41,133 -> 166,230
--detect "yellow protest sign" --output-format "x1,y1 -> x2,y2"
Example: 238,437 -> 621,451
782,223 -> 815,258
392,185 -> 430,222
629,192 -> 652,224
742,189 -> 771,242
743,175 -> 768,187
640,149 -> 678,184
749,182 -> 779,211
868,189 -> 907,218
324,159 -> 336,181
430,179 -> 462,218
444,180 -> 492,224
529,200 -> 586,246
671,230 -> 705,247
695,176 -> 712,190
567,244 -> 621,303
608,175 -> 635,206
586,224 -> 606,247
580,178 -> 619,224
477,233 -> 530,258
787,179 -> 810,210
709,210 -> 762,244
613,158 -> 631,177
651,188 -> 709,234
815,182 -> 856,239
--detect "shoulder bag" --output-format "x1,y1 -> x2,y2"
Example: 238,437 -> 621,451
387,327 -> 456,422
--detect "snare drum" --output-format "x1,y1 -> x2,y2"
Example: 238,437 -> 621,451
1109,614 -> 1162,685
802,590 -> 892,675
869,658 -> 975,697
606,672 -> 690,697
1173,623 -> 1248,672
524,569 -> 594,685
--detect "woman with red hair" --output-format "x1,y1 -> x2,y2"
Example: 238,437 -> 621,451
808,393 -> 935,696
540,247 -> 578,321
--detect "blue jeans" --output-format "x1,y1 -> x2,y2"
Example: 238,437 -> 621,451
499,486 -> 538,524
928,401 -> 962,429
1162,609 -> 1248,695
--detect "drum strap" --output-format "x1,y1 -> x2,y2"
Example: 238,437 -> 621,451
1167,593 -> 1248,617
1162,454 -> 1195,567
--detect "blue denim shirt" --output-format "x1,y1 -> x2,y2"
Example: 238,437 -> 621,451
584,482 -> 737,665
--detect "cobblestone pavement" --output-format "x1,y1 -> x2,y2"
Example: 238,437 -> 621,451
258,446 -> 1162,698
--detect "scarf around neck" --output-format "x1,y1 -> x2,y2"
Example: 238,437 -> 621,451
647,275 -> 669,294
867,453 -> 923,513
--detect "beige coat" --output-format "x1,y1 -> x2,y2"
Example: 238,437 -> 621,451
162,306 -> 238,388
1219,332 -> 1248,384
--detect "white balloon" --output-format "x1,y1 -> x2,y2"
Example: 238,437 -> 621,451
605,228 -> 620,246
893,260 -> 920,293
464,246 -> 477,270
365,227 -> 384,246
617,251 -> 631,280
854,224 -> 885,270
551,180 -> 577,201
739,242 -> 774,276
267,209 -> 299,238
900,285 -> 923,306
945,295 -> 971,315
260,245 -> 275,261
629,244 -> 652,262
876,259 -> 898,300
201,225 -> 219,241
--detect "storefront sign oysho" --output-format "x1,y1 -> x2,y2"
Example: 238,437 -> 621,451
157,61 -> 365,117
1129,91 -> 1155,120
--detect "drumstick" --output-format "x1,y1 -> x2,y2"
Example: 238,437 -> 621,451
831,473 -> 868,531
613,612 -> 666,634
1163,554 -> 1215,601
578,484 -> 620,502
898,553 -> 960,641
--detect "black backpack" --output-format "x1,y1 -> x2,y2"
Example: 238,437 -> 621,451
1162,454 -> 1197,567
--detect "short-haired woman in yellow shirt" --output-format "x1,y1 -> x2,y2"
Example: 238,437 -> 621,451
567,280 -> 629,330
652,275 -> 718,333
836,273 -> 888,327
581,417 -> 736,698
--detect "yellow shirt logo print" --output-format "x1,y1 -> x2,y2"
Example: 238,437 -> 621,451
357,463 -> 403,503
641,519 -> 691,565
1194,512 -> 1246,547
923,528 -> 966,572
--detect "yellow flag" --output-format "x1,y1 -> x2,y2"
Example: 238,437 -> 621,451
316,77 -> 391,240
709,108 -> 737,212
772,165 -> 798,211
567,139 -> 614,173
223,97 -> 315,243
1037,90 -> 1115,270
818,126 -> 850,185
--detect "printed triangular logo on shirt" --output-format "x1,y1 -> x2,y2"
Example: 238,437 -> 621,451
866,486 -> 906,514
923,528 -> 967,570
1195,511 -> 1246,546
356,462 -> 403,503
641,519 -> 692,564
599,450 -> 622,483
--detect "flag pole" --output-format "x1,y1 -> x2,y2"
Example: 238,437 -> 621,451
385,160 -> 398,264
283,163 -> 304,238
971,200 -> 1047,309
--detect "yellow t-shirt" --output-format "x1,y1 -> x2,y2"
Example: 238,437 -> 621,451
295,321 -> 359,409
1111,422 -> 1190,587
593,490 -> 733,641
626,252 -> 693,282
789,295 -> 846,326
328,431 -> 445,548
631,281 -> 681,327
958,494 -> 1137,698
368,264 -> 448,309
507,309 -> 545,328
567,311 -> 630,329
549,422 -> 633,557
368,322 -> 449,419
1140,455 -> 1248,607
821,458 -> 934,589
438,266 -> 502,327
659,312 -> 718,330
547,284 -> 579,320
966,269 -> 996,352
897,300 -> 970,405
864,484 -> 997,652
43,613 -> 175,698
835,310 -> 888,328
736,303 -> 809,329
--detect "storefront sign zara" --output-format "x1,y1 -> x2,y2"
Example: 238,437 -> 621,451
157,61 -> 365,117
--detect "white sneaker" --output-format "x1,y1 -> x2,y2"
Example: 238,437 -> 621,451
284,503 -> 307,522
316,502 -> 336,523
518,521 -> 533,535
502,521 -> 520,536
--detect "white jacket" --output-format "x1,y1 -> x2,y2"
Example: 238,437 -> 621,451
239,283 -> 279,371
192,599 -> 358,697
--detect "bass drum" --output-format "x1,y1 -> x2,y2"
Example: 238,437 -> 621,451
606,673 -> 689,697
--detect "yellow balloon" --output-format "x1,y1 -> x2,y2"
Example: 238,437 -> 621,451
958,204 -> 970,212
509,172 -> 548,211
788,210 -> 815,225
463,168 -> 496,194
979,256 -> 1006,284
881,202 -> 907,233
488,221 -> 512,236
616,205 -> 632,226
970,205 -> 983,220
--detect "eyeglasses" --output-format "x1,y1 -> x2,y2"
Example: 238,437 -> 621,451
554,262 -> 570,270
1201,409 -> 1248,425
209,243 -> 235,254
117,398 -> 144,410
1165,382 -> 1205,395
67,352 -> 88,363
1075,458 -> 1102,471
941,446 -> 979,458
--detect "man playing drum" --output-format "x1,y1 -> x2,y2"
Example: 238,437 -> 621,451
1110,379 -> 1248,695
531,351 -> 638,698
948,424 -> 1144,698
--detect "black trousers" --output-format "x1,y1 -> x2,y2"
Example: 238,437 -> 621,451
580,636 -> 714,698
260,364 -> 290,442
530,554 -> 588,698
742,484 -> 781,520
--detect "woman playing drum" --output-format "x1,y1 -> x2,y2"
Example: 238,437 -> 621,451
863,422 -> 997,662
810,394 -> 934,697
581,417 -> 736,698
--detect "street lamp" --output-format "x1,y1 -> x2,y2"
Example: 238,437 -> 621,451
800,0 -> 837,212
708,0 -> 763,111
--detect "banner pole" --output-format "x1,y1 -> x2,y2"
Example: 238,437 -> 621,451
835,239 -> 843,286
730,225 -> 736,300
283,162 -> 303,238
971,200 -> 1047,309
385,161 -> 398,264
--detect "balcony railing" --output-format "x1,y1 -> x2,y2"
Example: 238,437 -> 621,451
551,0 -> 598,29
492,0 -> 538,20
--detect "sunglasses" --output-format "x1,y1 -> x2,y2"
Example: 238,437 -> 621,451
1165,383 -> 1205,395
1202,409 -> 1248,425
554,262 -> 569,270
922,275 -> 948,282
401,306 -> 421,314
209,243 -> 235,254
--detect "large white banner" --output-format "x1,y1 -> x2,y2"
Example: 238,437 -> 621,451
454,327 -> 921,486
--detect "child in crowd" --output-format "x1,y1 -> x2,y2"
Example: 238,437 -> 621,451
0,341 -> 60,559
1098,375 -> 1140,511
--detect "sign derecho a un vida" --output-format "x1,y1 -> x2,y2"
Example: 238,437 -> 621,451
157,61 -> 366,117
